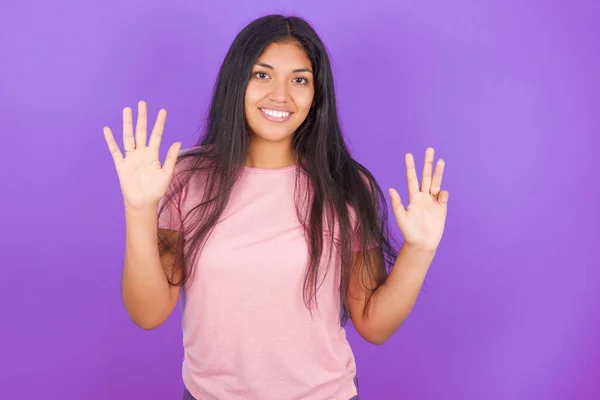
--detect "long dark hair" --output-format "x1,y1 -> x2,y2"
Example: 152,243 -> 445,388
158,14 -> 400,325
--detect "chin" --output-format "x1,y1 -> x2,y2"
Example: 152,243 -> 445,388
250,127 -> 295,143
248,120 -> 298,143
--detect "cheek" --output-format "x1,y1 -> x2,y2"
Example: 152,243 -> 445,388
244,83 -> 264,110
295,90 -> 314,115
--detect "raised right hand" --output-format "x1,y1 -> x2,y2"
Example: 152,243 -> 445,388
103,100 -> 182,211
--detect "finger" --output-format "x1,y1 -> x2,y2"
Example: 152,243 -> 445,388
430,159 -> 445,196
405,153 -> 419,201
103,126 -> 124,166
135,100 -> 148,148
389,188 -> 406,221
122,106 -> 135,152
420,147 -> 435,193
148,108 -> 167,150
162,142 -> 182,177
438,190 -> 449,205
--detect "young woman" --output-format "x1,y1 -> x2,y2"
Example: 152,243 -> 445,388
103,14 -> 448,400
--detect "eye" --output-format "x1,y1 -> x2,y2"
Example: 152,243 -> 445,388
253,71 -> 270,80
293,77 -> 308,84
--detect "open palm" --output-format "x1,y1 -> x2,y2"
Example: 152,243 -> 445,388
103,101 -> 181,210
389,147 -> 449,252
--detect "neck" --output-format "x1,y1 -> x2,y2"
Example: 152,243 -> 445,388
246,135 -> 296,169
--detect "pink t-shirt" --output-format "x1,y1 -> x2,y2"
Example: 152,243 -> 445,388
159,156 -> 364,400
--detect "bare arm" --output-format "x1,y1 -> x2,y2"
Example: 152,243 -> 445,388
348,245 -> 434,345
349,147 -> 449,345
121,204 -> 183,330
103,100 -> 183,330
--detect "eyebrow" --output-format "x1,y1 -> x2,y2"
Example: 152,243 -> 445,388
256,63 -> 313,74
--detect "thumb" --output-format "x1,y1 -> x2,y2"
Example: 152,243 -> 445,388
162,142 -> 182,177
389,188 -> 407,225
438,190 -> 449,205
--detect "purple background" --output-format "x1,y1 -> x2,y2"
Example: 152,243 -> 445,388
1,0 -> 598,399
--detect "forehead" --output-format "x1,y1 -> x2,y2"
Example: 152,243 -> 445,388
256,42 -> 312,69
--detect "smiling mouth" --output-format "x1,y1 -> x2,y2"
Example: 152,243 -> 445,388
260,108 -> 293,122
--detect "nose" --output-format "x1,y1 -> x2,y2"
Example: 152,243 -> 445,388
268,79 -> 290,103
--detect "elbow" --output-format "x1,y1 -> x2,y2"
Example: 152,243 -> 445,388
354,324 -> 392,346
134,319 -> 163,331
129,309 -> 170,330
124,305 -> 169,331
122,295 -> 174,331
369,337 -> 388,346
363,333 -> 390,346
352,308 -> 412,346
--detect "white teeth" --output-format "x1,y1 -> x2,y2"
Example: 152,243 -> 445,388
262,109 -> 290,118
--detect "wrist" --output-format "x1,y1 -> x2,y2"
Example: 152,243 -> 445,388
401,242 -> 437,258
394,243 -> 437,277
124,203 -> 159,222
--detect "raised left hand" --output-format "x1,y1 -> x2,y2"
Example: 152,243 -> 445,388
389,147 -> 449,252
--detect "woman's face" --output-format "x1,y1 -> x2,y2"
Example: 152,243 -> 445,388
244,41 -> 315,144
